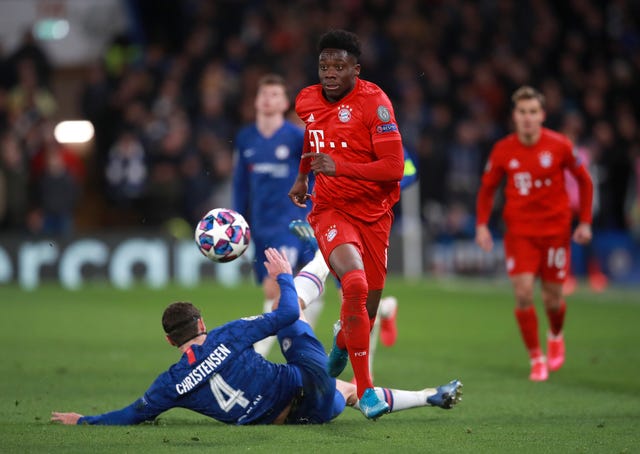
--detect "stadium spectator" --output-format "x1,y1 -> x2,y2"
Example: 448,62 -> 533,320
0,132 -> 29,231
232,73 -> 318,358
5,28 -> 52,89
51,248 -> 462,425
103,128 -> 148,224
7,58 -> 56,137
475,86 -> 594,381
288,30 -> 403,419
26,120 -> 85,236
30,148 -> 80,237
142,108 -> 193,226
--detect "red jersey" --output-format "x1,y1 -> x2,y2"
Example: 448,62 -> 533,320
476,128 -> 593,236
295,78 -> 403,222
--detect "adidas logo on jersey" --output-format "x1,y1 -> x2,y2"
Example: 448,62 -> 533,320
306,114 -> 315,123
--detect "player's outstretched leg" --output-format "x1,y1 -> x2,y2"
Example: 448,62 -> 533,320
290,220 -> 327,328
345,379 -> 463,414
295,249 -> 329,328
295,249 -> 329,307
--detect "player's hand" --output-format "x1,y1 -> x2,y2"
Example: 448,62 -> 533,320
264,248 -> 293,279
475,225 -> 494,252
288,177 -> 310,208
302,152 -> 336,176
51,412 -> 83,425
572,222 -> 592,245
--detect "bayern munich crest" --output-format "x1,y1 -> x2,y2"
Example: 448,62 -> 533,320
539,151 -> 553,168
338,105 -> 352,122
326,225 -> 338,242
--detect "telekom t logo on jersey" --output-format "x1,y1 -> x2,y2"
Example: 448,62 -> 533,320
514,172 -> 532,195
308,129 -> 348,152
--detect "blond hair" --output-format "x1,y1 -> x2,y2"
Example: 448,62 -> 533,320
511,86 -> 546,109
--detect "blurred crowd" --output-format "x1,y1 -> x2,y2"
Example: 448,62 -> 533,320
0,0 -> 639,241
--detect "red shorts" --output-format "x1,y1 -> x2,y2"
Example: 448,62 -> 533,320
503,232 -> 571,283
308,208 -> 393,290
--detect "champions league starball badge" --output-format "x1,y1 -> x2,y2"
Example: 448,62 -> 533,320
377,105 -> 391,122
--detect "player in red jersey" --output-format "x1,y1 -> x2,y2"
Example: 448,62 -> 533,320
475,86 -> 594,381
288,30 -> 404,419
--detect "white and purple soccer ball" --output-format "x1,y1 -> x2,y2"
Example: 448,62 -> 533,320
194,208 -> 251,263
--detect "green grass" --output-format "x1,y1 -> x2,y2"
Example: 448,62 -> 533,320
1,277 -> 639,453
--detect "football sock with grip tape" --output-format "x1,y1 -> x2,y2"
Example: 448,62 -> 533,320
341,269 -> 373,397
545,300 -> 566,336
515,306 -> 542,360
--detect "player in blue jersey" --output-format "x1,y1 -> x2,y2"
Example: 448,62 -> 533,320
51,249 -> 462,425
232,74 -> 320,357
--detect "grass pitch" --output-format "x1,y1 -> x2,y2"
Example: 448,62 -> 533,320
1,276 -> 638,453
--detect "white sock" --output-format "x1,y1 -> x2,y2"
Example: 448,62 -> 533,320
368,317 -> 380,375
254,299 -> 276,357
303,298 -> 324,329
294,250 -> 330,307
378,296 -> 398,319
547,330 -> 563,341
354,387 -> 431,412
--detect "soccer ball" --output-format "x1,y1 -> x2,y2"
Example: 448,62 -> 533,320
194,208 -> 251,263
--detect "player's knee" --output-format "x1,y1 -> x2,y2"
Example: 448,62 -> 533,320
541,292 -> 562,309
341,269 -> 367,313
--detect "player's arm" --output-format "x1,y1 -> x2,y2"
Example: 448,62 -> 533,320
475,152 -> 504,252
51,398 -> 163,426
263,248 -> 299,316
331,139 -> 404,182
327,96 -> 404,182
226,249 -> 300,345
51,373 -> 176,426
566,154 -> 594,244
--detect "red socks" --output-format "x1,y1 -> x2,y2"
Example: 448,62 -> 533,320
514,306 -> 542,359
340,269 -> 372,397
546,300 -> 566,336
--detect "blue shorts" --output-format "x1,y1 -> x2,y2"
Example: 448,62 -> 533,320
252,234 -> 316,283
277,320 -> 345,424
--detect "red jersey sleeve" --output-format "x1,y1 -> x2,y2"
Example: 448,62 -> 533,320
298,129 -> 312,174
335,140 -> 404,181
476,146 -> 505,226
563,145 -> 594,224
334,87 -> 403,181
295,86 -> 317,175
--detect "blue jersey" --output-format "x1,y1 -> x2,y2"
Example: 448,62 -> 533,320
77,274 -> 343,426
232,121 -> 315,281
232,121 -> 310,237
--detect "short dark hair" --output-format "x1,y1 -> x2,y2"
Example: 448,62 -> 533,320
257,73 -> 288,96
318,29 -> 361,59
162,302 -> 202,346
